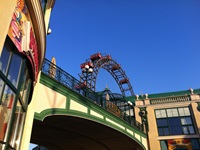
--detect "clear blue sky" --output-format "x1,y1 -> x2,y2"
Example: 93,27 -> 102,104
30,1 -> 200,148
45,0 -> 200,95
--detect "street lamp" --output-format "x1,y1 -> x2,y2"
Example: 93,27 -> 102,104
82,64 -> 93,97
127,101 -> 133,121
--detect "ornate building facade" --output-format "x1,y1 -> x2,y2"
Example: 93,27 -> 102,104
133,89 -> 200,150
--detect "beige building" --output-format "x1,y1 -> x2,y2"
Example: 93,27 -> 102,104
0,0 -> 55,149
133,88 -> 200,150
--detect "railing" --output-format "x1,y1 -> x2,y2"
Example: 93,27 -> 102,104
42,58 -> 144,133
150,95 -> 190,105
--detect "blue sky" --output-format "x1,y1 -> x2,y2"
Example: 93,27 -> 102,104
45,0 -> 200,96
30,0 -> 200,148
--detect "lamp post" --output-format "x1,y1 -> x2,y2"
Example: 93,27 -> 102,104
82,64 -> 93,97
127,101 -> 133,122
139,108 -> 150,150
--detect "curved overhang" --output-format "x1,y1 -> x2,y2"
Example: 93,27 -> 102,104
31,115 -> 145,150
26,0 -> 46,74
30,72 -> 147,149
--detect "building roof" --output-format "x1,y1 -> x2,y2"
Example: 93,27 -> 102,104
125,88 -> 200,103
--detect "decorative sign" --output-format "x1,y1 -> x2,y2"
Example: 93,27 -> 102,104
167,139 -> 192,150
8,0 -> 39,81
106,101 -> 123,118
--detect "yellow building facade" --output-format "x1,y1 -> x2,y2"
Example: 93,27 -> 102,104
134,89 -> 200,150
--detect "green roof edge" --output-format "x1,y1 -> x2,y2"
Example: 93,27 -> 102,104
125,88 -> 200,103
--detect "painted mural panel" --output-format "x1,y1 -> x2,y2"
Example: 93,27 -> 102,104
8,0 -> 39,81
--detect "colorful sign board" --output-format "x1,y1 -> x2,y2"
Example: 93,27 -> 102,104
8,0 -> 39,81
168,139 -> 192,150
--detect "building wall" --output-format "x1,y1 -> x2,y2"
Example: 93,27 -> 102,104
0,0 -> 16,56
146,106 -> 160,149
0,0 -> 55,149
135,90 -> 200,150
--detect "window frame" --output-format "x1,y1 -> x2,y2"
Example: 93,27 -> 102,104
0,37 -> 33,149
155,107 -> 195,136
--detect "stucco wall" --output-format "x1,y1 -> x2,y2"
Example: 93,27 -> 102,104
0,0 -> 16,55
34,83 -> 66,113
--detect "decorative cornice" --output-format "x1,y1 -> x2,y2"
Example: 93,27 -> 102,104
150,95 -> 190,105
26,0 -> 46,73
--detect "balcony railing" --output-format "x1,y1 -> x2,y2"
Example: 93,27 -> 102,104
42,58 -> 145,133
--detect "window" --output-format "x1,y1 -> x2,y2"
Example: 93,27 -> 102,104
155,107 -> 195,136
19,66 -> 32,105
178,107 -> 190,116
156,119 -> 169,136
191,139 -> 200,149
0,78 -> 5,100
0,85 -> 15,141
7,53 -> 22,88
9,100 -> 25,149
181,117 -> 195,134
160,140 -> 168,150
168,117 -> 182,135
155,109 -> 167,118
166,108 -> 178,117
0,38 -> 33,149
0,45 -> 11,75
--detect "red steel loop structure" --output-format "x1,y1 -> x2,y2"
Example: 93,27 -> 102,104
78,52 -> 134,96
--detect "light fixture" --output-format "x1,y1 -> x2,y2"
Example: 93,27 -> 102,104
128,101 -> 132,106
82,64 -> 93,97
47,28 -> 52,35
